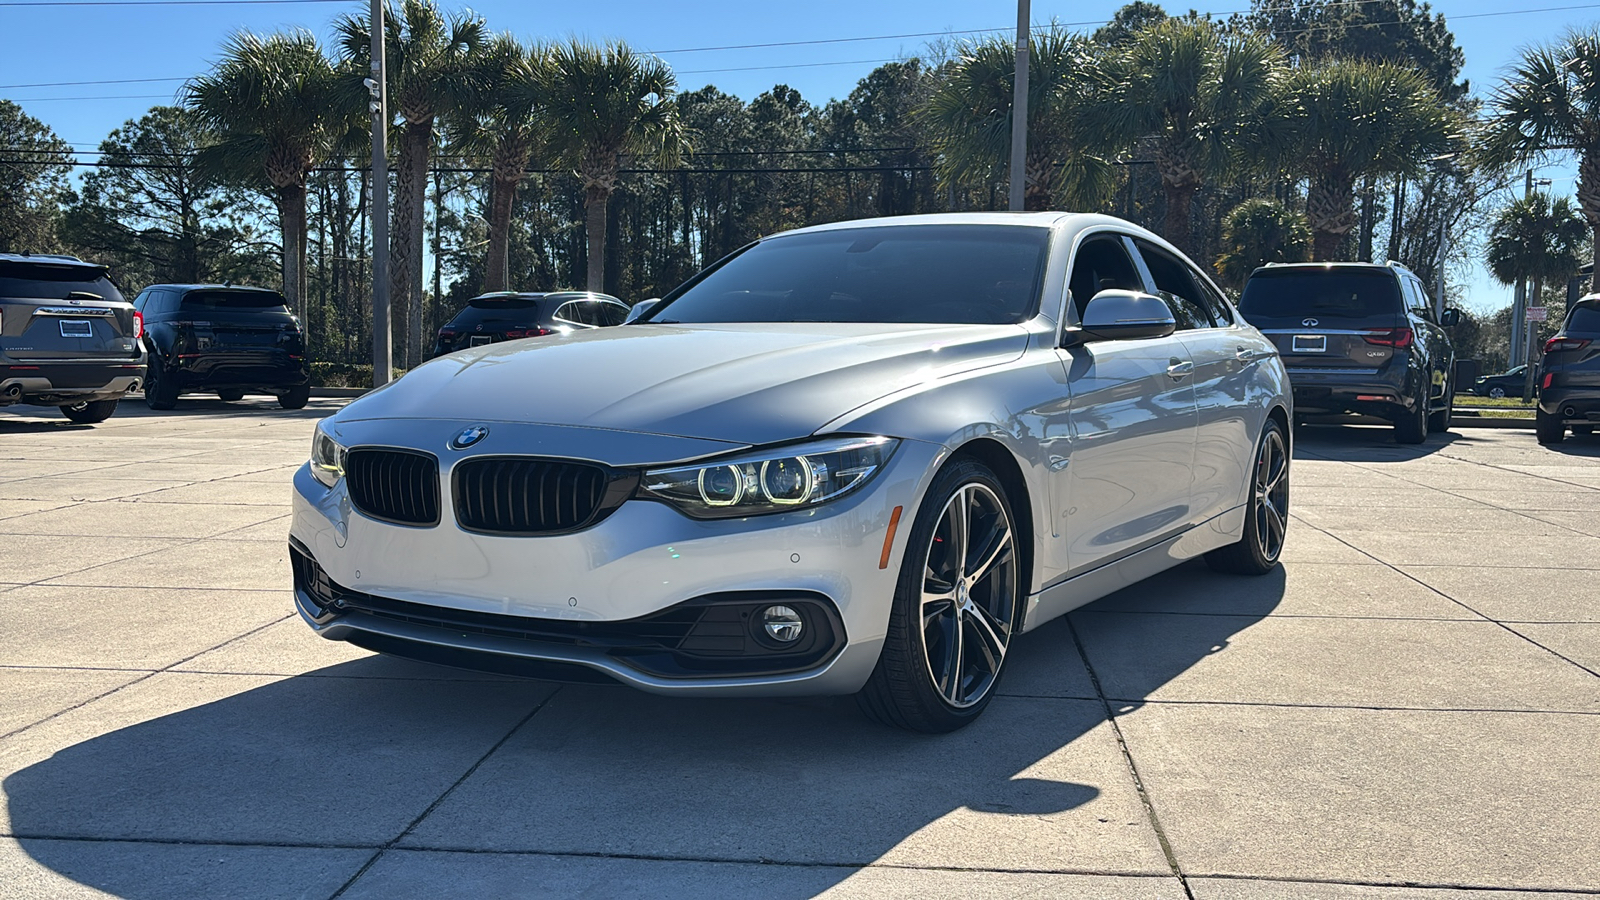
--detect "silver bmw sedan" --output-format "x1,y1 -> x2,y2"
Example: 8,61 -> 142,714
290,212 -> 1291,732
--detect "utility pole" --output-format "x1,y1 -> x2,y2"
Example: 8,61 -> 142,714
1511,170 -> 1531,367
366,0 -> 392,387
1008,0 -> 1030,212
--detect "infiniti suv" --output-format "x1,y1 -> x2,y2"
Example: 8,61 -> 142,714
1238,262 -> 1458,443
0,253 -> 146,424
1535,293 -> 1600,444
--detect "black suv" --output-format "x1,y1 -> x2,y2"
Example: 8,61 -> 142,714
0,253 -> 146,424
1535,293 -> 1600,444
1238,262 -> 1459,443
133,284 -> 310,410
431,291 -> 629,357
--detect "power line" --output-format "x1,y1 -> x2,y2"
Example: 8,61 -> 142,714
3,94 -> 175,102
0,0 -> 348,6
0,76 -> 186,89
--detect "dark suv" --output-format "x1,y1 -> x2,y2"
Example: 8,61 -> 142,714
134,284 -> 309,410
1535,293 -> 1600,444
1238,262 -> 1459,443
430,291 -> 629,357
0,253 -> 146,424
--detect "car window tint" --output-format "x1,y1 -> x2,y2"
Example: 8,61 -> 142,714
1239,269 -> 1404,321
1134,240 -> 1217,330
648,225 -> 1050,325
594,301 -> 628,326
179,290 -> 289,312
452,297 -> 542,327
1401,277 -> 1428,314
1566,303 -> 1600,335
132,290 -> 150,312
1067,236 -> 1143,319
0,260 -> 125,304
553,301 -> 590,326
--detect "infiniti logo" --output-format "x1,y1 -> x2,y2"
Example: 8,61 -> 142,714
1302,317 -> 1319,327
451,424 -> 489,450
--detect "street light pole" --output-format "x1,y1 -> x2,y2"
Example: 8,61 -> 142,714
367,0 -> 392,387
1511,170 -> 1531,367
1008,0 -> 1030,212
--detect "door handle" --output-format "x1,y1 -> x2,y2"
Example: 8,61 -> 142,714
1235,346 -> 1254,361
1167,359 -> 1194,380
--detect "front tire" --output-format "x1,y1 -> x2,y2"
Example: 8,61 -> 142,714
1536,409 -> 1566,445
857,458 -> 1022,733
1488,386 -> 1507,399
59,398 -> 118,424
1206,417 -> 1290,576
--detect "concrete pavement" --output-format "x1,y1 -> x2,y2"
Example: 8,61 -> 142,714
1,398 -> 1597,898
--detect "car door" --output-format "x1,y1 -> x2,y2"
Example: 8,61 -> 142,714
1404,274 -> 1452,402
1058,233 -> 1199,573
1132,239 -> 1256,525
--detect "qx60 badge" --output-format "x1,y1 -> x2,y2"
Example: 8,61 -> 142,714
451,424 -> 490,450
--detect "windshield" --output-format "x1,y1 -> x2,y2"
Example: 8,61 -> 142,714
180,290 -> 288,312
647,225 -> 1050,325
1239,269 -> 1402,320
0,261 -> 125,303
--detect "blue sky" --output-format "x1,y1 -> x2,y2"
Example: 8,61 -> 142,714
2,0 -> 1596,311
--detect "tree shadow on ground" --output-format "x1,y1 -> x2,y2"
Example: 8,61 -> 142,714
5,562 -> 1284,898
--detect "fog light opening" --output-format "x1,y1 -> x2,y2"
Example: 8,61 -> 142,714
760,605 -> 804,643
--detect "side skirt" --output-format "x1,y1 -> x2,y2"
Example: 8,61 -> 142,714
1021,504 -> 1247,632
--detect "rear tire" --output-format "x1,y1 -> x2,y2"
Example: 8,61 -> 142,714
1206,417 -> 1289,576
278,385 -> 310,410
1536,409 -> 1566,445
1393,385 -> 1428,445
1428,379 -> 1453,433
857,458 -> 1022,733
143,358 -> 178,410
59,398 -> 118,424
217,389 -> 244,402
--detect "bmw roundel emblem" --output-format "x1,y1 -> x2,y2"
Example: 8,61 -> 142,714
451,424 -> 489,450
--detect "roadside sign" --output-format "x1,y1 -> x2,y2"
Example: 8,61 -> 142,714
1526,306 -> 1547,322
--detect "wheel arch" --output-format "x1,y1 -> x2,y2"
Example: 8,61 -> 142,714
946,437 -> 1035,599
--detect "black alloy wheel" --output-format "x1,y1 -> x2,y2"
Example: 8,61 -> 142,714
858,458 -> 1021,733
1206,417 -> 1290,576
59,398 -> 119,424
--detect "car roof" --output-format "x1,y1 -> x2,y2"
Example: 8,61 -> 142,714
145,284 -> 283,294
1251,261 -> 1417,277
467,291 -> 622,303
0,252 -> 97,266
775,211 -> 1137,239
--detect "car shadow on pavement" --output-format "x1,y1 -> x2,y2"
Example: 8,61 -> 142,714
1290,423 -> 1468,461
4,565 -> 1284,898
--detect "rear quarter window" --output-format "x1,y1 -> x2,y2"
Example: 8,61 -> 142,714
1239,270 -> 1402,321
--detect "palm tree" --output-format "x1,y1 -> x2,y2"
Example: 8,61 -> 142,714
923,30 -> 1118,212
448,35 -> 547,292
186,30 -> 347,319
1085,19 -> 1282,253
1215,197 -> 1311,289
1487,192 -> 1586,391
537,40 -> 683,293
338,0 -> 485,367
1280,59 -> 1454,261
1481,29 -> 1600,290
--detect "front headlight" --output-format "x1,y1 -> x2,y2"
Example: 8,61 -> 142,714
310,423 -> 347,488
640,435 -> 897,518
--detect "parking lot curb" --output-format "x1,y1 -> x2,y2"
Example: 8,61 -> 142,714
1449,415 -> 1534,429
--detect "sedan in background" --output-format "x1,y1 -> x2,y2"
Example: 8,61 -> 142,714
430,292 -> 629,358
292,213 -> 1291,732
1473,365 -> 1529,399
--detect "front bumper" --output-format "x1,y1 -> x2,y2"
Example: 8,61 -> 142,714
289,421 -> 944,695
0,359 -> 145,405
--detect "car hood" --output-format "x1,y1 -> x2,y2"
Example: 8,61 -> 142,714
343,322 -> 1030,446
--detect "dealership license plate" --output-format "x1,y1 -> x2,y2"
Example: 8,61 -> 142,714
59,320 -> 94,338
1292,334 -> 1327,353
469,335 -> 492,346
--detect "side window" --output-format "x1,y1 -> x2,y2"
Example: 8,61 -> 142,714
1066,235 -> 1144,319
1410,277 -> 1435,317
1135,240 -> 1217,331
553,301 -> 591,326
132,290 -> 151,313
594,301 -> 628,326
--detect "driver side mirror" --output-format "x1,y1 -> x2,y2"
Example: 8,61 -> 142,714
624,298 -> 661,324
1440,308 -> 1461,327
1061,290 -> 1177,348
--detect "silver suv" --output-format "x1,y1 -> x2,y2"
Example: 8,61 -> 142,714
0,253 -> 146,424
